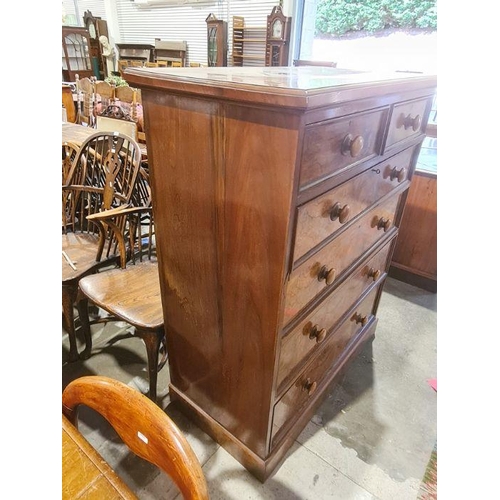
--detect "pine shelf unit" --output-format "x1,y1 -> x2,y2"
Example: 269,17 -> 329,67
231,16 -> 267,67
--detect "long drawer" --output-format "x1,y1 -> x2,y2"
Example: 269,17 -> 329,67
283,192 -> 401,327
293,146 -> 416,264
299,107 -> 388,190
272,286 -> 380,446
277,237 -> 393,391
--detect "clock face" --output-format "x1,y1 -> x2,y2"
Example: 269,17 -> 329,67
88,23 -> 96,39
272,19 -> 283,39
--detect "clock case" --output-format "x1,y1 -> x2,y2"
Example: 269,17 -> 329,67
83,10 -> 109,80
206,13 -> 228,67
265,5 -> 292,66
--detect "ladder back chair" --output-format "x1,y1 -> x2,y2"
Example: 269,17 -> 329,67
62,376 -> 209,500
62,131 -> 142,362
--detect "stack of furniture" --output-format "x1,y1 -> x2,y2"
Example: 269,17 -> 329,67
154,39 -> 187,67
62,131 -> 143,363
126,65 -> 437,481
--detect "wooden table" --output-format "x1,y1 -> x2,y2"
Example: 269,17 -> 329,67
62,414 -> 136,499
62,122 -> 96,145
62,122 -> 148,160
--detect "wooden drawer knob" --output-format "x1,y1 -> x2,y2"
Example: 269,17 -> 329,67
403,114 -> 422,132
309,325 -> 327,343
341,134 -> 364,158
303,378 -> 317,396
377,217 -> 391,232
389,166 -> 407,183
367,267 -> 381,281
329,202 -> 350,224
353,313 -> 368,326
318,265 -> 336,285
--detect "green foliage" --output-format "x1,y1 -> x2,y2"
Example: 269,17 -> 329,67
315,0 -> 437,36
104,75 -> 129,87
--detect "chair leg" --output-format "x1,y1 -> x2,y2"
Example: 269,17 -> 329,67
136,328 -> 162,403
76,296 -> 93,360
62,286 -> 79,362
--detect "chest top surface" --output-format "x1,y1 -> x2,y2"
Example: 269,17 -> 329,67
125,66 -> 437,110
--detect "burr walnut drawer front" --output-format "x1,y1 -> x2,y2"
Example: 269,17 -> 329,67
272,286 -> 379,445
283,192 -> 401,326
293,146 -> 416,263
277,237 -> 393,391
386,97 -> 430,149
299,108 -> 389,190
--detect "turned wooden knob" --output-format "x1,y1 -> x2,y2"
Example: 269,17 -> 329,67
303,378 -> 317,396
367,267 -> 381,281
353,312 -> 368,326
403,114 -> 421,132
341,134 -> 364,157
318,265 -> 336,285
329,202 -> 350,224
389,166 -> 407,183
377,217 -> 391,232
309,325 -> 327,343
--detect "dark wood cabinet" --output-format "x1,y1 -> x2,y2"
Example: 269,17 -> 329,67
206,13 -> 227,67
125,66 -> 437,481
62,26 -> 93,81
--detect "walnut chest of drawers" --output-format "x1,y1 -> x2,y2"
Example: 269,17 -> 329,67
126,66 -> 437,481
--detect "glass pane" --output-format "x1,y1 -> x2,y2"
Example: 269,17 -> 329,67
416,94 -> 437,173
208,27 -> 217,66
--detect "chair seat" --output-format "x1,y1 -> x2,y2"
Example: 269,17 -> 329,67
79,260 -> 163,329
62,233 -> 104,282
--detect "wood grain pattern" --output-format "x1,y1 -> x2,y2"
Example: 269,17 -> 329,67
273,286 -> 380,444
62,376 -> 209,500
283,192 -> 402,326
391,171 -> 437,283
278,237 -> 394,391
300,107 -> 388,189
386,97 -> 430,149
62,414 -> 136,499
142,90 -> 299,458
293,145 -> 416,263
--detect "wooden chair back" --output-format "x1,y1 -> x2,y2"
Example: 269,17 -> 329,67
62,376 -> 210,500
62,141 -> 80,184
63,131 -> 142,255
96,104 -> 139,142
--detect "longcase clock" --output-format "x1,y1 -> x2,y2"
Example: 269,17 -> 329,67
205,13 -> 227,67
265,5 -> 291,66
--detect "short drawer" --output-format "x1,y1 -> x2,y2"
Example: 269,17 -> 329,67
283,192 -> 401,326
277,237 -> 393,391
299,107 -> 388,190
293,146 -> 416,263
272,286 -> 379,445
386,97 -> 430,149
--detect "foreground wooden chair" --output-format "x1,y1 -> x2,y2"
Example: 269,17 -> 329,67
62,131 -> 142,362
62,376 -> 209,500
77,205 -> 165,402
